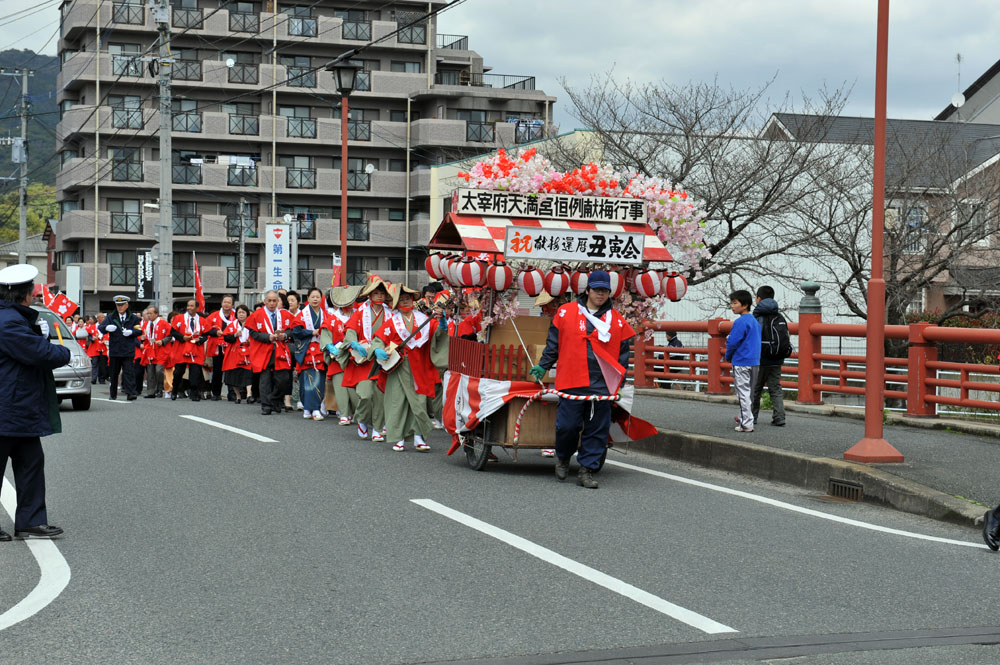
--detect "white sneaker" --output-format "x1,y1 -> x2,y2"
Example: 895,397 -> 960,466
163,392 -> 171,399
431,418 -> 444,430
296,401 -> 304,411
357,423 -> 369,439
303,410 -> 313,419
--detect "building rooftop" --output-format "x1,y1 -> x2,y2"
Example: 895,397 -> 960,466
0,233 -> 47,256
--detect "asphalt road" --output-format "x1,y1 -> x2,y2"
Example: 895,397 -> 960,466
2,386 -> 999,665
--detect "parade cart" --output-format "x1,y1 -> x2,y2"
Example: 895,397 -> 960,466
425,151 -> 701,470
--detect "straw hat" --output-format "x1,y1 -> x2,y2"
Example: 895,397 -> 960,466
391,284 -> 420,309
534,291 -> 555,307
328,285 -> 363,308
359,274 -> 392,299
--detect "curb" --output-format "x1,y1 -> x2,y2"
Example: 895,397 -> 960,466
628,429 -> 985,528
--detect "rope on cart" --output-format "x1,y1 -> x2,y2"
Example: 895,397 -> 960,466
512,389 -> 620,445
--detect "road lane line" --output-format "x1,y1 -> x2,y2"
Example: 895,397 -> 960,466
179,415 -> 278,442
0,478 -> 71,632
93,398 -> 128,404
411,498 -> 737,634
607,460 -> 988,549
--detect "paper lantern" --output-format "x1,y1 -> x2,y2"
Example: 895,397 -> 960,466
425,254 -> 445,280
456,257 -> 486,287
486,260 -> 514,291
607,271 -> 626,298
517,267 -> 544,297
544,266 -> 570,297
569,268 -> 589,295
662,272 -> 687,302
624,267 -> 640,293
634,269 -> 661,298
440,255 -> 459,285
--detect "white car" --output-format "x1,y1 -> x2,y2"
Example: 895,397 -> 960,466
32,306 -> 92,411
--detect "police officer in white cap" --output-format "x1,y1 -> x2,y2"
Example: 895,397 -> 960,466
0,264 -> 68,540
99,294 -> 142,400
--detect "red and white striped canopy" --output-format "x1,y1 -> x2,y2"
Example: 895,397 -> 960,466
428,213 -> 673,263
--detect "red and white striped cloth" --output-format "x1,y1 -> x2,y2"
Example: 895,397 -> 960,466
442,371 -> 658,455
431,213 -> 673,263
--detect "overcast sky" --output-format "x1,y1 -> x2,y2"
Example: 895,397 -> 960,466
3,0 -> 999,128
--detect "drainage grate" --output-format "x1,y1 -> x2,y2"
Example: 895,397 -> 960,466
829,478 -> 863,502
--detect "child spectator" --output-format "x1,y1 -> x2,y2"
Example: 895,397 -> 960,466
752,285 -> 792,427
725,290 -> 761,432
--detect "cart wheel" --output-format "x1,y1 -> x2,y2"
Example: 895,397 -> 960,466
596,449 -> 608,471
465,435 -> 491,471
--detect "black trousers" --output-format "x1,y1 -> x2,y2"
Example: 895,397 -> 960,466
174,363 -> 204,399
210,350 -> 225,398
108,355 -> 136,398
259,354 -> 291,411
0,436 -> 48,530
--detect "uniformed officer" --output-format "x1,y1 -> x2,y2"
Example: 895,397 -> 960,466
99,294 -> 142,400
0,264 -> 68,540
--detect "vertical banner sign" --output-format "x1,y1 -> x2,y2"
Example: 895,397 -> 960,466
266,224 -> 291,291
135,249 -> 154,302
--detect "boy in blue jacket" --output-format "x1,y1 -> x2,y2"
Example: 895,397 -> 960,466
725,290 -> 761,432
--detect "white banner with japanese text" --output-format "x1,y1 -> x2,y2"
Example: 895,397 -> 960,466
265,224 -> 291,291
454,187 -> 647,224
504,226 -> 645,265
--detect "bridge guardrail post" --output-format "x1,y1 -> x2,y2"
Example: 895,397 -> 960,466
706,318 -> 728,394
907,322 -> 937,416
796,281 -> 823,404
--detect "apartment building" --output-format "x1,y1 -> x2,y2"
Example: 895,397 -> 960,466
54,0 -> 555,313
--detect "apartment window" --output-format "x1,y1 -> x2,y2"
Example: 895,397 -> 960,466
389,110 -> 419,122
171,49 -> 202,80
109,95 -> 143,129
337,9 -> 370,40
108,199 -> 142,234
221,201 -> 258,236
171,0 -> 203,29
172,99 -> 202,132
109,147 -> 142,181
346,256 -> 374,285
390,61 -> 422,74
57,251 -> 81,268
396,23 -> 426,45
281,107 -> 315,138
956,200 -> 991,247
279,105 -> 311,118
387,257 -> 403,271
280,155 -> 315,189
279,55 -> 315,87
226,101 -> 259,135
228,2 -> 259,32
109,43 -> 142,76
173,201 -> 201,236
890,206 -> 927,254
111,2 -> 144,25
223,52 -> 259,83
60,200 -> 81,218
348,108 -> 379,122
283,5 -> 317,36
108,250 -> 137,285
222,253 -> 258,288
172,151 -> 202,185
387,158 -> 405,172
59,100 -> 75,120
388,209 -> 405,221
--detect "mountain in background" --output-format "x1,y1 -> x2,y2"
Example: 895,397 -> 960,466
0,49 -> 59,188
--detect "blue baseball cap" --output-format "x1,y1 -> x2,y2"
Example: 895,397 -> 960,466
588,270 -> 611,290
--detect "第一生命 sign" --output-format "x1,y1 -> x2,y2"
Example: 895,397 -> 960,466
504,226 -> 645,265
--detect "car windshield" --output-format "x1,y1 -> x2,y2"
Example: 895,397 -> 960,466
32,307 -> 77,341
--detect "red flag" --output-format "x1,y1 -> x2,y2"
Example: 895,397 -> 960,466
193,252 -> 205,313
50,293 -> 78,319
41,288 -> 55,309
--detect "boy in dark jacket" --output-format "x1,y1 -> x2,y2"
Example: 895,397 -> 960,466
752,286 -> 790,427
725,290 -> 761,432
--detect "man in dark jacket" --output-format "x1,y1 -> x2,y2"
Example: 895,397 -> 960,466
99,294 -> 142,400
751,285 -> 789,427
0,264 -> 70,540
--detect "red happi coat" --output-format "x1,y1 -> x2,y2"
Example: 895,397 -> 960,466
374,310 -> 439,398
342,302 -> 391,388
72,323 -> 87,350
85,324 -> 108,358
290,306 -> 327,373
246,306 -> 295,372
205,309 -> 236,357
171,313 -> 209,365
456,311 -> 482,338
551,302 -> 635,393
221,319 -> 253,372
143,318 -> 174,365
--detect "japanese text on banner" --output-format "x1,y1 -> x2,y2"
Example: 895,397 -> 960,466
504,227 -> 645,265
265,224 -> 291,291
456,188 -> 647,224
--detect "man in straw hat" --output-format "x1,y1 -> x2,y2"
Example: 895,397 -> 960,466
323,285 -> 362,425
99,294 -> 143,400
342,275 -> 392,441
0,264 -> 68,540
372,284 -> 449,452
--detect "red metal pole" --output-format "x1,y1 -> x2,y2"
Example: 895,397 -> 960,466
844,0 -> 904,463
339,95 -> 349,286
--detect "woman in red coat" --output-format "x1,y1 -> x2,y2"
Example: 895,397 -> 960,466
221,305 -> 253,403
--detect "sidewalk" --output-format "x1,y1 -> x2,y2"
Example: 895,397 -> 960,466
630,389 -> 1000,528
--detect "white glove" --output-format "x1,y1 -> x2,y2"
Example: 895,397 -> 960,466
122,329 -> 133,337
105,324 -> 118,332
38,319 -> 49,337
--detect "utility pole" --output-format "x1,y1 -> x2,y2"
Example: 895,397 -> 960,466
238,197 -> 247,305
0,69 -> 33,264
150,0 -> 173,315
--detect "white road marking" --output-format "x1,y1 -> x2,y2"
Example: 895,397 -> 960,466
607,460 -> 988,549
411,498 -> 737,634
179,415 -> 277,442
92,398 -> 128,404
0,477 -> 72,632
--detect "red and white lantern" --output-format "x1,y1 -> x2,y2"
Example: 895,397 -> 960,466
624,267 -> 640,293
607,271 -> 626,299
569,268 -> 589,295
425,253 -> 445,280
486,260 -> 514,291
440,255 -> 459,285
456,257 -> 486,287
544,266 -> 570,297
661,271 -> 687,302
518,267 -> 545,297
634,269 -> 661,298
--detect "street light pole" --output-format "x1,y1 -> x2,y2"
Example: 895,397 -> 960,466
844,0 -> 904,463
327,60 -> 360,286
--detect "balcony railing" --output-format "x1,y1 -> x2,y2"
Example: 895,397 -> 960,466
172,7 -> 203,29
171,60 -> 202,81
110,213 -> 141,234
347,172 -> 370,191
342,21 -> 371,40
111,161 -> 142,182
286,66 -> 316,88
466,121 -> 495,143
434,71 -> 536,90
436,33 -> 468,50
347,220 -> 369,241
296,219 -> 316,239
286,117 -> 316,138
228,62 -> 259,84
397,24 -> 426,44
227,165 -> 257,187
229,114 -> 259,135
288,17 -> 318,37
348,120 -> 370,141
172,111 -> 202,132
172,215 -> 201,236
111,108 -> 143,129
173,267 -> 194,288
110,264 -> 137,286
171,164 -> 202,185
515,121 -> 544,144
111,55 -> 142,77
111,3 -> 143,25
297,269 -> 315,289
226,217 -> 257,237
229,12 -> 259,33
286,167 -> 316,189
227,267 -> 257,289
355,70 -> 371,91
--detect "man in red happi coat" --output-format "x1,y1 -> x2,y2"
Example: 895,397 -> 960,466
246,290 -> 296,415
170,299 -> 212,401
204,295 -> 236,401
